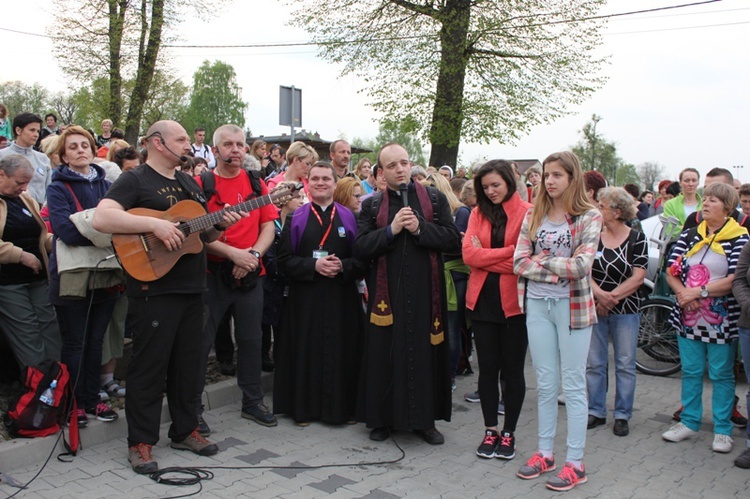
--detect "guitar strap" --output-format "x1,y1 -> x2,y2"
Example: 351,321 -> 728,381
173,171 -> 208,207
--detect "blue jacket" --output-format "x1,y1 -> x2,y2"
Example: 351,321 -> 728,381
46,164 -> 111,303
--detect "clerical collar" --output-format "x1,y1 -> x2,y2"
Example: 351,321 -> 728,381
314,202 -> 332,211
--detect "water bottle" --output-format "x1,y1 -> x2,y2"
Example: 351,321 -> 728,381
32,380 -> 57,428
39,380 -> 57,406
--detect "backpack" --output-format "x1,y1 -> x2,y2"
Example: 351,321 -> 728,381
200,169 -> 262,202
691,210 -> 749,228
3,359 -> 76,441
191,144 -> 210,157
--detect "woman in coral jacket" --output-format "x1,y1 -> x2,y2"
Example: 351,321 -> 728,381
462,160 -> 532,461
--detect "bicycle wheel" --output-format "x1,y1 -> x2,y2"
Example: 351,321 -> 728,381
636,297 -> 681,376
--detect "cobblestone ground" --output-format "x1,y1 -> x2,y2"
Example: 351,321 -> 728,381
2,354 -> 749,498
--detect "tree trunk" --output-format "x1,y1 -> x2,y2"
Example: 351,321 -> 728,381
107,0 -> 127,126
427,0 -> 471,168
124,0 -> 165,144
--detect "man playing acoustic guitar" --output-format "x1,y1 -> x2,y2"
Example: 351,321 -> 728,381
93,120 -> 245,474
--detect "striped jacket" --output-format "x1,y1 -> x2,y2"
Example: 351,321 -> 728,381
513,208 -> 602,330
667,227 -> 749,343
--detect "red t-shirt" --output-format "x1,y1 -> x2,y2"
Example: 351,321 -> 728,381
196,171 -> 279,272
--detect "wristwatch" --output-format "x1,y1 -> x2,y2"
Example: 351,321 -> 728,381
700,285 -> 709,298
249,249 -> 261,260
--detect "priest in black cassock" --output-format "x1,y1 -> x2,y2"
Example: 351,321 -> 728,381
355,143 -> 461,445
274,161 -> 367,425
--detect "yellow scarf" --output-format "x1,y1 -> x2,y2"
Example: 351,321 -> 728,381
685,217 -> 747,259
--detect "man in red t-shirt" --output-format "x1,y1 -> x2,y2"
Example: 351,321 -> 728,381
194,124 -> 278,430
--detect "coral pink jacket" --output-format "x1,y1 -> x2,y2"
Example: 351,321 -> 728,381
462,192 -> 532,318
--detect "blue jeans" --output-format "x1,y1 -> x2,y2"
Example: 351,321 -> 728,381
678,334 -> 735,436
526,298 -> 592,462
737,328 -> 750,447
586,314 -> 639,420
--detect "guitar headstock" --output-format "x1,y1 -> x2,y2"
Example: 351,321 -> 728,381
270,182 -> 305,207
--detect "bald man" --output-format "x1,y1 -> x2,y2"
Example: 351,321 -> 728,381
93,120 -> 244,474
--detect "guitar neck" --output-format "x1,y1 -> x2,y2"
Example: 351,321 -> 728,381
186,195 -> 274,233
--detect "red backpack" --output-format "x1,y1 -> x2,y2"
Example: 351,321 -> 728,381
3,359 -> 79,454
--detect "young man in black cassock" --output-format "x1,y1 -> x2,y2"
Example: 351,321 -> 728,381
274,162 -> 367,425
355,143 -> 461,444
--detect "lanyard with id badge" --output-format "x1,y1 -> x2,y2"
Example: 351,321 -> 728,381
311,205 -> 337,259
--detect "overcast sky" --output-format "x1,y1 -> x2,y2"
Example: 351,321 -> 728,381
2,0 -> 748,182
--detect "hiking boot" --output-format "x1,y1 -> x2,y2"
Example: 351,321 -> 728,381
662,422 -> 697,442
170,429 -> 219,456
241,403 -> 277,427
495,430 -> 516,460
76,408 -> 88,428
476,429 -> 499,458
732,396 -> 748,428
129,443 -> 158,474
197,413 -> 211,437
734,447 -> 750,469
712,434 -> 733,453
545,462 -> 587,491
464,391 -> 480,403
517,452 -> 556,480
86,402 -> 118,422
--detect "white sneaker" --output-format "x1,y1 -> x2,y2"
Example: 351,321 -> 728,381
712,434 -> 733,453
662,423 -> 698,442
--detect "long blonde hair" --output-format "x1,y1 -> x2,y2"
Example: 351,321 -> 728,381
426,172 -> 464,213
528,151 -> 596,240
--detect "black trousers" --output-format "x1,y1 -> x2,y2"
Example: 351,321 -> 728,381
125,293 -> 203,446
473,316 -> 528,431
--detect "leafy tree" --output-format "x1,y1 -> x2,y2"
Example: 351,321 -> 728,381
375,116 -> 428,167
50,0 -> 226,143
288,0 -> 607,168
572,115 -> 628,186
637,162 -> 666,192
179,61 -> 247,142
0,81 -> 51,117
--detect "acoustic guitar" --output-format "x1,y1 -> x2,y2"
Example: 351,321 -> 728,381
112,182 -> 301,282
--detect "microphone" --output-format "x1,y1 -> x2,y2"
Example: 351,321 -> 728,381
398,183 -> 409,208
160,139 -> 188,163
221,157 -> 234,164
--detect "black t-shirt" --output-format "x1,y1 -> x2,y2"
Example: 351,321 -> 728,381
104,164 -> 207,297
0,196 -> 46,285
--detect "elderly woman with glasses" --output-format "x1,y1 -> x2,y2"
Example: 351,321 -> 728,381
662,182 -> 748,454
586,187 -> 647,438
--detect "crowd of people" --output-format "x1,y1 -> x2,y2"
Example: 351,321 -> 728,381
0,107 -> 749,492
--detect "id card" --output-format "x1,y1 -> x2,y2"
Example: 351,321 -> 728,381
312,249 -> 329,259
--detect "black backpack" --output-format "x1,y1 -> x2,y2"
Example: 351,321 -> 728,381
200,169 -> 262,201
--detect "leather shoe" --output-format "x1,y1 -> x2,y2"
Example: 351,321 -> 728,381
613,419 -> 629,436
261,355 -> 275,372
414,427 -> 444,445
219,362 -> 236,376
369,427 -> 391,441
587,415 -> 606,429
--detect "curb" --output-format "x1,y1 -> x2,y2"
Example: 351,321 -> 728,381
0,372 -> 273,474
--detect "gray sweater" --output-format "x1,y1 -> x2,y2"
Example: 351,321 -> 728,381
0,142 -> 53,205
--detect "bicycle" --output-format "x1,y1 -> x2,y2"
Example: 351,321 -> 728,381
635,214 -> 682,376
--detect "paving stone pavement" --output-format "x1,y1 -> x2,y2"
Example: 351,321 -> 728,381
1,355 -> 748,498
